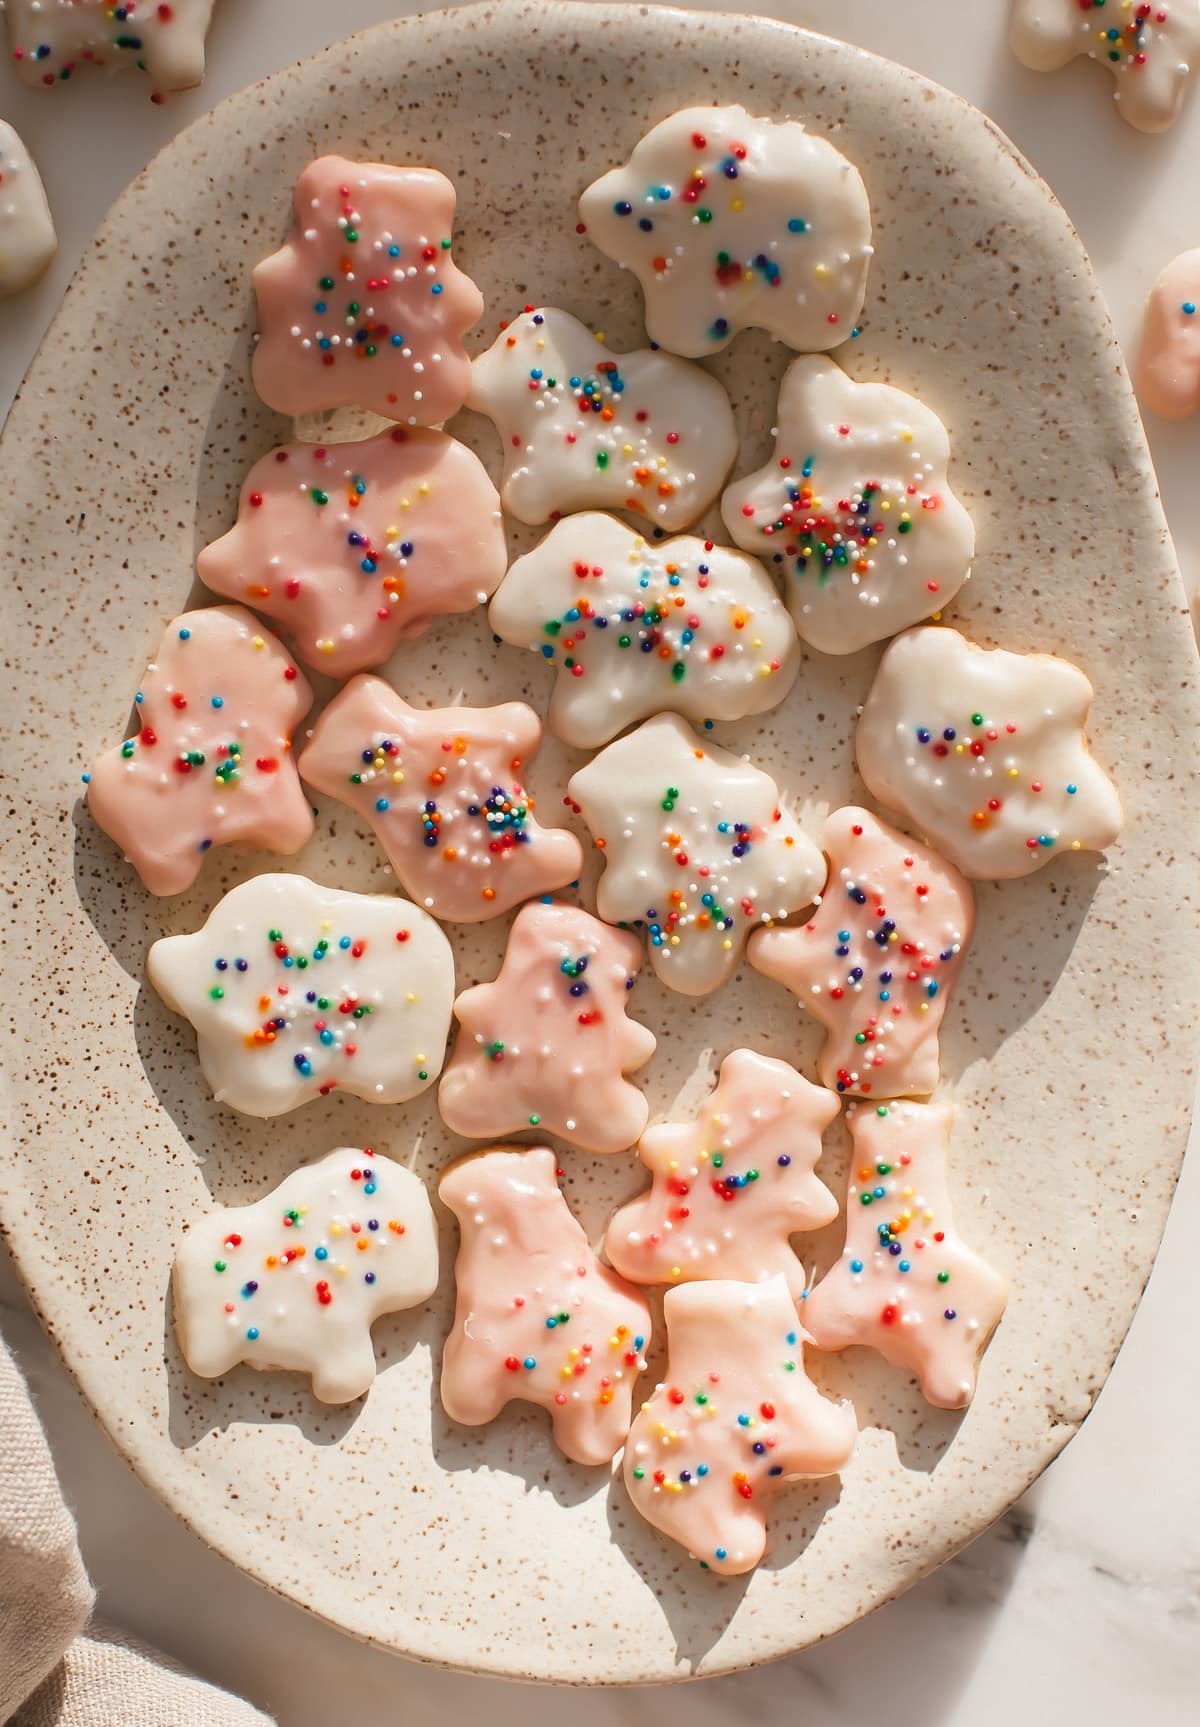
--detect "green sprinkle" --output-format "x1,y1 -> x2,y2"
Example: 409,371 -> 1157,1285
209,985 -> 224,1001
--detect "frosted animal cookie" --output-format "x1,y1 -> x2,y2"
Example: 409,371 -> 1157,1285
489,513 -> 799,748
84,607 -> 313,897
252,156 -> 483,423
7,0 -> 215,91
567,712 -> 826,997
803,1099 -> 1008,1410
856,627 -> 1122,880
197,429 -> 506,679
147,873 -> 454,1118
174,1146 -> 438,1404
579,105 -> 872,358
437,901 -> 655,1154
467,306 -> 738,529
623,1276 -> 856,1575
0,121 -> 56,295
605,1050 -> 839,1298
297,678 -> 582,921
720,357 -> 975,655
1010,0 -> 1200,133
1137,247 -> 1200,419
439,1145 -> 651,1465
749,808 -> 974,1100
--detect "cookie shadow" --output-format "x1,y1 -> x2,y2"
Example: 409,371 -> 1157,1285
806,1344 -> 964,1473
193,307 -> 292,563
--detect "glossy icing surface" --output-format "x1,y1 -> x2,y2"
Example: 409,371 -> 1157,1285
803,1099 -> 1009,1411
467,305 -> 738,529
1137,246 -> 1200,419
720,356 -> 975,655
567,711 -> 826,996
749,806 -> 974,1099
7,0 -> 215,90
197,428 -> 506,678
856,626 -> 1123,879
438,901 -> 655,1153
147,873 -> 454,1118
0,120 -> 56,295
579,104 -> 872,357
297,677 -> 582,921
605,1049 -> 839,1297
1010,0 -> 1200,132
623,1276 -> 857,1576
439,1145 -> 651,1466
252,156 -> 482,422
84,606 -> 313,897
174,1146 -> 438,1405
489,513 -> 799,748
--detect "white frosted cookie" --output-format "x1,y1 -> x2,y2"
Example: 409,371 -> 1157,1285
579,104 -> 872,358
720,357 -> 975,655
605,1049 -> 839,1297
1010,0 -> 1200,133
147,873 -> 454,1117
0,121 -> 56,295
623,1276 -> 857,1575
174,1146 -> 439,1404
567,712 -> 826,996
855,627 -> 1122,880
1137,246 -> 1200,419
489,513 -> 799,748
803,1100 -> 1008,1411
7,0 -> 215,91
467,305 -> 738,529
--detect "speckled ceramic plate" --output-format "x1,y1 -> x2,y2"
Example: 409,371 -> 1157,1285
2,0 -> 1197,1684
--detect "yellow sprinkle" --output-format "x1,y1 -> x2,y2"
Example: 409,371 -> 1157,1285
418,481 -> 431,497
902,429 -> 914,442
406,992 -> 417,1003
392,769 -> 405,784
731,197 -> 743,213
386,525 -> 400,541
330,1222 -> 343,1237
669,1266 -> 681,1279
1008,766 -> 1020,779
594,330 -> 606,343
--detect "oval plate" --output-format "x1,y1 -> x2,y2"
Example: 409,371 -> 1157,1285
1,0 -> 1197,1684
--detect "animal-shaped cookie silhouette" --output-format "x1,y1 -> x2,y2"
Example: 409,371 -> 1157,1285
439,1145 -> 651,1465
749,807 -> 974,1099
198,429 -> 506,678
579,104 -> 872,357
721,356 -> 975,654
1137,246 -> 1200,419
623,1276 -> 857,1575
84,606 -> 313,896
252,155 -> 483,422
298,678 -> 582,921
467,305 -> 738,528
606,1050 -> 839,1297
1010,0 -> 1200,132
7,0 -> 215,91
438,902 -> 655,1153
855,626 -> 1122,879
803,1099 -> 1008,1410
567,712 -> 826,996
489,513 -> 799,748
148,873 -> 454,1118
0,121 -> 56,295
174,1146 -> 439,1404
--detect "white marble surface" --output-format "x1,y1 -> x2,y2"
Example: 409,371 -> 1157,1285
1,0 -> 1198,1719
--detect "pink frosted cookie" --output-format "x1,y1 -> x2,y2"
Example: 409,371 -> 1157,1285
605,1050 -> 839,1298
438,901 -> 656,1154
7,0 -> 215,91
1010,0 -> 1200,133
297,678 -> 582,922
579,105 -> 872,358
84,606 -> 313,896
1137,247 -> 1200,419
252,156 -> 483,423
720,356 -> 975,655
567,712 -> 826,997
623,1276 -> 856,1575
174,1146 -> 439,1404
855,626 -> 1122,880
749,807 -> 973,1100
489,513 -> 799,748
803,1099 -> 1008,1410
467,305 -> 738,529
197,429 -> 506,678
439,1145 -> 651,1466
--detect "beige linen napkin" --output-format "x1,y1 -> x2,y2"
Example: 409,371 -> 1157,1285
1,1332 -> 273,1726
